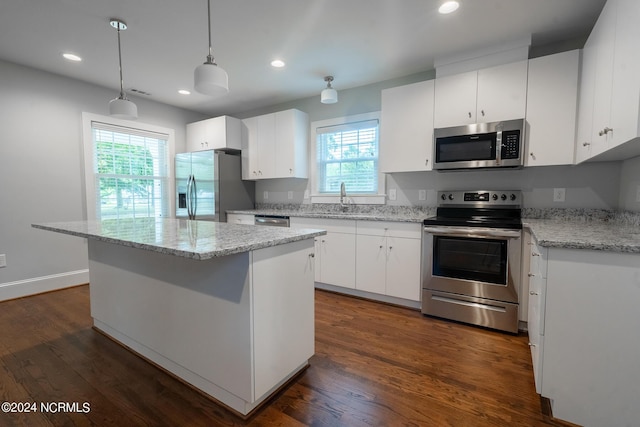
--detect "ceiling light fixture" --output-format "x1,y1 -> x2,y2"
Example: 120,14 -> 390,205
194,0 -> 229,96
62,53 -> 82,62
321,76 -> 338,104
108,19 -> 138,120
270,59 -> 285,68
178,89 -> 191,95
438,1 -> 460,14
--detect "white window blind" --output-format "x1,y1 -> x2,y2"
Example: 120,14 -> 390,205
91,122 -> 170,220
316,119 -> 379,194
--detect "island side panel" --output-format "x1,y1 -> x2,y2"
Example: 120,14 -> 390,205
87,239 -> 254,409
251,239 -> 315,400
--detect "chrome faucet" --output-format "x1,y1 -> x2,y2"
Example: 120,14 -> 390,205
340,182 -> 347,210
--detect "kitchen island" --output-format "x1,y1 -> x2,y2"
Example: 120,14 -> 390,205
32,218 -> 325,417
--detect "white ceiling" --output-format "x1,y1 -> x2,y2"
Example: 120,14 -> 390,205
0,0 -> 606,117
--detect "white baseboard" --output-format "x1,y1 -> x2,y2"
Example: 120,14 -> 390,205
0,270 -> 89,302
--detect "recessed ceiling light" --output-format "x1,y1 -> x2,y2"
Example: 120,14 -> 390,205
62,53 -> 82,62
270,59 -> 285,68
178,89 -> 191,95
438,1 -> 459,14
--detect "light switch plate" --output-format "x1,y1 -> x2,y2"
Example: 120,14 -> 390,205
263,191 -> 268,200
636,185 -> 640,203
0,254 -> 6,268
287,191 -> 293,200
304,189 -> 310,199
389,188 -> 397,201
418,189 -> 427,201
553,188 -> 566,202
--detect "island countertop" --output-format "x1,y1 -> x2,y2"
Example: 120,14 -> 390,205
32,218 -> 326,260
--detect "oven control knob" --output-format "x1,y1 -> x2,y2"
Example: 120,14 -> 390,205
501,194 -> 507,201
448,194 -> 454,201
441,194 -> 447,201
492,194 -> 498,201
510,193 -> 517,201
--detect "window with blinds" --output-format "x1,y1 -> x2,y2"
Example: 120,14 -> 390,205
91,122 -> 170,220
316,119 -> 379,194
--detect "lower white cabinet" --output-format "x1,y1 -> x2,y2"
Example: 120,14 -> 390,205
290,218 -> 356,288
355,221 -> 422,301
291,217 -> 422,304
524,231 -> 547,393
524,237 -> 640,427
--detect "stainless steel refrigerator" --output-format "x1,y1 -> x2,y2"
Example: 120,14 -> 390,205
175,150 -> 255,221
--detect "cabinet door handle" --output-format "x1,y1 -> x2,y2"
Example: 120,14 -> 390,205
379,245 -> 383,249
309,253 -> 315,258
528,343 -> 536,348
599,127 -> 613,136
530,291 -> 538,296
468,112 -> 472,118
425,158 -> 429,166
481,110 -> 485,117
532,252 -> 540,257
583,142 -> 591,147
528,273 -> 535,277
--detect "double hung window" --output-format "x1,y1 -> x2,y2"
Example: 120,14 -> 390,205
315,115 -> 380,197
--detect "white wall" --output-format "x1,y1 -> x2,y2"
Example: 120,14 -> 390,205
619,155 -> 640,211
0,59 -> 205,301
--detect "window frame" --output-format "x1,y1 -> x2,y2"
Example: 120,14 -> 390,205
310,112 -> 385,205
82,113 -> 176,220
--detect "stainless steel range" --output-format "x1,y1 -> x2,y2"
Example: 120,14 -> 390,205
421,190 -> 522,333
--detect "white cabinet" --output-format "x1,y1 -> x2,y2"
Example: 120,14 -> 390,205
539,248 -> 640,427
576,0 -> 640,162
380,80 -> 435,172
355,221 -> 422,301
186,115 -> 242,152
241,109 -> 309,180
226,213 -> 254,225
524,231 -> 547,394
434,61 -> 528,128
525,50 -> 580,166
290,217 -> 356,288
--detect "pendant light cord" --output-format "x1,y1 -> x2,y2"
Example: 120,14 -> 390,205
116,25 -> 126,99
206,0 -> 216,65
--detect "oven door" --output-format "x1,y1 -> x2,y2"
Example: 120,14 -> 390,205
422,226 -> 521,304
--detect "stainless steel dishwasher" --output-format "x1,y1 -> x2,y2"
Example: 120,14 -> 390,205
254,215 -> 290,227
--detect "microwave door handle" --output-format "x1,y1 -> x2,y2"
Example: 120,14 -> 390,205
495,130 -> 502,166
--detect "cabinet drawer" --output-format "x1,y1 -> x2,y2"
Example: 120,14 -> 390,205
356,220 -> 421,238
290,217 -> 356,234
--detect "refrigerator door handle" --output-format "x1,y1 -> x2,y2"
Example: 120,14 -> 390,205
186,174 -> 193,219
190,175 -> 197,219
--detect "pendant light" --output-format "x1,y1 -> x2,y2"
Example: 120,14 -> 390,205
108,19 -> 138,120
194,0 -> 229,96
321,76 -> 338,104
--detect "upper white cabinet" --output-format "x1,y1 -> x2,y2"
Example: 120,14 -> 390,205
186,115 -> 242,152
576,0 -> 640,162
241,109 -> 309,180
380,80 -> 435,172
525,50 -> 580,166
434,60 -> 528,128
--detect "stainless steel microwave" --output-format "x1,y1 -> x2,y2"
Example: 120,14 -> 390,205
432,119 -> 525,171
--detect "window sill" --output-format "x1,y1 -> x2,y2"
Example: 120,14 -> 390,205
310,195 -> 386,205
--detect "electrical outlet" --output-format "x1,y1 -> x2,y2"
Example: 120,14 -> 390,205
553,188 -> 566,202
636,185 -> 640,203
389,188 -> 397,201
418,189 -> 427,201
263,191 -> 268,200
304,189 -> 310,199
0,254 -> 6,268
287,191 -> 293,200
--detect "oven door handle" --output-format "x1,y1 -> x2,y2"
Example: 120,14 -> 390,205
423,226 -> 521,239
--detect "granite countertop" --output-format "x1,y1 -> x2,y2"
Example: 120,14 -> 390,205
523,218 -> 640,253
228,205 -> 434,223
32,218 -> 326,260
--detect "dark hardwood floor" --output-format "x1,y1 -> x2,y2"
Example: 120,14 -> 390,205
0,285 -> 561,426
